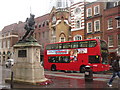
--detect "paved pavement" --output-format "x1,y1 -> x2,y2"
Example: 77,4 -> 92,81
45,71 -> 120,88
0,66 -> 10,89
5,70 -> 120,89
0,65 -> 120,89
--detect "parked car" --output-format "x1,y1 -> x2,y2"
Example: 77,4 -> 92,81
5,59 -> 14,68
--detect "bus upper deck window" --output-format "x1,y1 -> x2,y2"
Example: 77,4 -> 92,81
88,41 -> 97,47
59,43 -> 63,49
78,41 -> 88,47
51,44 -> 58,49
72,42 -> 78,48
63,43 -> 71,49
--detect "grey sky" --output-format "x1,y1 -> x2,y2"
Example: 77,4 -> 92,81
0,0 -> 51,30
0,0 -> 103,31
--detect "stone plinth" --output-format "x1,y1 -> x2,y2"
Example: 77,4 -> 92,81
11,41 -> 49,85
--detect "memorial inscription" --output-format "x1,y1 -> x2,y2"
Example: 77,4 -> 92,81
18,50 -> 27,57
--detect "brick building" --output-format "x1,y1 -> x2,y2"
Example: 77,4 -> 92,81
0,14 -> 50,64
70,2 -> 85,40
85,2 -> 104,40
34,14 -> 50,60
0,1 -> 120,65
103,2 -> 120,62
16,21 -> 26,40
0,23 -> 18,65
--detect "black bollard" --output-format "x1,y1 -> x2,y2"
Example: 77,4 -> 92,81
10,71 -> 13,89
84,66 -> 93,82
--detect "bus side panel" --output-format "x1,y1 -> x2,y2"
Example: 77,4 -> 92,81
56,63 -> 71,71
44,57 -> 51,70
77,54 -> 88,70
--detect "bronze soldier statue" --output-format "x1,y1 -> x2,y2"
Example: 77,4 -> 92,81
21,13 -> 35,41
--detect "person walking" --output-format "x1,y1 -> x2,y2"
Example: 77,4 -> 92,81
107,56 -> 120,87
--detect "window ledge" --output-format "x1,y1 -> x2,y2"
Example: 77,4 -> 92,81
117,26 -> 120,28
87,32 -> 93,35
87,16 -> 92,18
107,28 -> 113,30
108,46 -> 114,47
94,31 -> 101,33
94,13 -> 100,16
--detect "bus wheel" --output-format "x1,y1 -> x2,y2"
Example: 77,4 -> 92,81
80,66 -> 85,73
51,65 -> 56,71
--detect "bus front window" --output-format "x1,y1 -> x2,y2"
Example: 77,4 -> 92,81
89,55 -> 100,64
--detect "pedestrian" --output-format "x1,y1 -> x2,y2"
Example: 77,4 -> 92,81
107,56 -> 120,87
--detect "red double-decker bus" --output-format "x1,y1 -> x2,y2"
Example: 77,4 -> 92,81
44,39 -> 110,72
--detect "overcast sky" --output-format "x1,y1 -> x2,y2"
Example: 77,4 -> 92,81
0,0 -> 98,31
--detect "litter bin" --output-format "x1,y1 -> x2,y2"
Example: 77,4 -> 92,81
84,65 -> 93,82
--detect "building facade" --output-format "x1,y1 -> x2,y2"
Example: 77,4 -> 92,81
103,2 -> 120,62
0,14 -> 50,64
70,2 -> 85,40
85,2 -> 104,40
0,1 -> 120,65
49,0 -> 72,43
34,14 -> 50,60
0,23 -> 18,65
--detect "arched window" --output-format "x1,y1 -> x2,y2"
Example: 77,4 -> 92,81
74,35 -> 82,41
59,33 -> 66,42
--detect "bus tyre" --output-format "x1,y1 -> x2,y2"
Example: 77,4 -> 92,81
51,65 -> 56,71
80,66 -> 85,73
